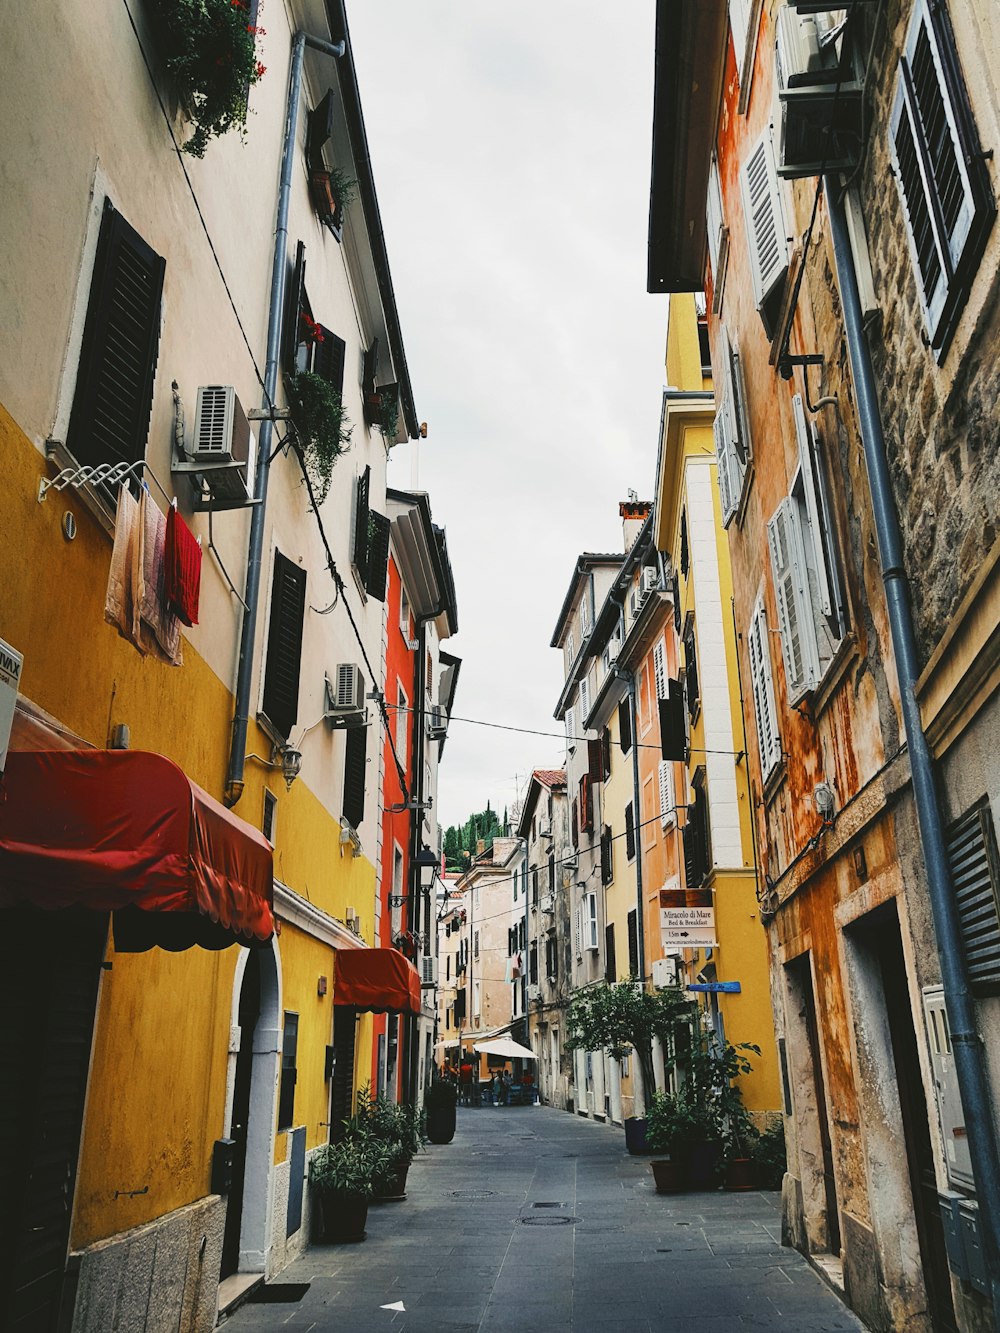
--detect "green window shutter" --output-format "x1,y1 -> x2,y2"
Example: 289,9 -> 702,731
67,199 -> 165,470
262,551 -> 306,740
342,724 -> 367,829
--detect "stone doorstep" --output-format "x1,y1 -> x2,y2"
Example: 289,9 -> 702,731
804,1250 -> 847,1299
216,1273 -> 264,1322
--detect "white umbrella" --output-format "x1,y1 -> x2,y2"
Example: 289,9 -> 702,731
473,1037 -> 537,1061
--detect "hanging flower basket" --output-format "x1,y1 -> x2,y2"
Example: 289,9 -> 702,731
309,166 -> 358,229
363,384 -> 400,442
285,370 -> 352,503
150,0 -> 267,157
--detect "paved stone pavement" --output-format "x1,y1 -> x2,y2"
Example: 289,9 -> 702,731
221,1105 -> 868,1333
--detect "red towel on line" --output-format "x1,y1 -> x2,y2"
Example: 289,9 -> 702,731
165,506 -> 202,626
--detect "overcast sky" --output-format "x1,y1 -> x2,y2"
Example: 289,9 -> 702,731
349,3 -> 668,830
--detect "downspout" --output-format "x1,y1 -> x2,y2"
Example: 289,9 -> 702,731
225,30 -> 345,807
827,177 -> 1000,1323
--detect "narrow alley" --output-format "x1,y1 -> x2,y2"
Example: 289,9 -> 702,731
222,1107 -> 865,1333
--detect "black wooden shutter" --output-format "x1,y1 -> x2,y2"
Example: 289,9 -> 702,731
946,801 -> 1000,995
601,826 -> 613,886
625,802 -> 636,861
262,551 -> 306,740
627,910 -> 639,979
601,727 -> 612,780
588,738 -> 603,784
618,698 -> 632,754
330,1007 -> 356,1142
365,510 -> 391,602
284,241 -> 307,371
67,199 -> 165,470
307,89 -> 335,169
659,683 -> 687,762
673,570 -> 682,634
342,725 -> 367,829
680,510 -> 689,577
571,801 -> 579,850
685,625 -> 700,718
314,327 -> 346,395
529,943 -> 538,985
605,923 -> 616,983
353,467 -> 371,582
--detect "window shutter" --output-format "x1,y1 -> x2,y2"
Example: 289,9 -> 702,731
707,156 -> 725,279
684,624 -> 700,719
728,0 -> 749,73
313,326 -> 346,395
342,724 -> 367,829
601,825 -> 613,886
67,200 -> 165,471
672,570 -> 682,635
946,802 -> 1000,994
714,400 -> 736,524
767,498 -> 819,702
659,684 -> 687,762
605,923 -> 617,983
625,802 -> 636,861
284,240 -> 307,371
713,327 -> 751,527
791,394 -> 834,618
352,466 -> 370,581
618,698 -> 632,754
574,905 -> 582,959
749,601 -> 782,780
571,800 -> 579,850
579,775 -> 593,834
263,551 -> 306,739
679,513 -> 689,579
365,510 -> 391,602
740,132 -> 788,310
278,1013 -> 298,1130
565,707 -> 575,750
307,89 -> 335,169
579,674 -> 591,721
653,638 -> 667,701
601,727 -> 612,780
627,910 -> 639,979
658,760 -> 675,826
588,738 -> 603,784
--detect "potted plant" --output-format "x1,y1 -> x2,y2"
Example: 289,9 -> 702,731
149,0 -> 267,157
284,370 -> 352,503
565,981 -> 695,1155
309,1130 -> 392,1243
751,1114 -> 787,1191
645,1088 -> 700,1194
309,165 -> 357,229
685,1035 -> 760,1190
424,1079 -> 458,1144
353,1086 -> 424,1200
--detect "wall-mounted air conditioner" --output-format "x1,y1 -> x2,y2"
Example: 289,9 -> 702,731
775,6 -> 865,179
421,956 -> 439,988
540,893 -> 555,914
527,983 -> 541,1002
425,703 -> 447,740
325,664 -> 366,726
538,818 -> 552,841
189,385 -> 252,504
606,635 -> 622,664
641,566 -> 660,594
652,957 -> 679,989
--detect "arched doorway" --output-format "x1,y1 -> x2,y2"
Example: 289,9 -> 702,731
221,941 -> 280,1279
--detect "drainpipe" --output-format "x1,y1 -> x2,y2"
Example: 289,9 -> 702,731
826,176 -> 1000,1324
225,30 -> 345,807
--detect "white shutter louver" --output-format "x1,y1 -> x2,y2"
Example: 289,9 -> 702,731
574,903 -> 583,959
792,394 -> 833,619
653,638 -> 667,702
707,156 -> 725,279
740,132 -> 789,309
580,674 -> 591,722
658,760 -> 675,826
713,328 -> 751,526
748,600 -> 782,780
767,498 -> 819,702
714,401 -> 736,525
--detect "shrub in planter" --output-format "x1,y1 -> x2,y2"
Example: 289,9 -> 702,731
752,1115 -> 787,1191
352,1085 -> 425,1200
309,166 -> 358,228
309,1132 -> 393,1242
150,0 -> 267,157
284,370 -> 352,503
646,1089 -> 701,1192
424,1080 -> 458,1145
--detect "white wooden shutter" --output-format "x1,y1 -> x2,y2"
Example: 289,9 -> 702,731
767,498 -> 819,702
740,131 -> 789,309
565,707 -> 575,750
792,394 -> 833,618
658,760 -> 675,826
713,327 -> 751,526
714,401 -> 736,524
728,0 -> 749,74
574,903 -> 583,959
580,674 -> 591,721
748,600 -> 782,779
653,637 -> 667,701
707,156 -> 725,279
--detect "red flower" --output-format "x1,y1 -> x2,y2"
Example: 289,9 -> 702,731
255,61 -> 267,78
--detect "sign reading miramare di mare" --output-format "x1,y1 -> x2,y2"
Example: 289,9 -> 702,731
660,886 -> 716,950
0,636 -> 23,774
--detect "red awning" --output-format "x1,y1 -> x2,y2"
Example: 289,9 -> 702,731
334,947 -> 421,1015
0,750 -> 274,950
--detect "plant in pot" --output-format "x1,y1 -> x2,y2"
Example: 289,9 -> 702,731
309,1128 -> 393,1243
353,1086 -> 425,1201
751,1113 -> 787,1191
284,370 -> 352,503
363,384 -> 400,442
565,981 -> 695,1154
424,1078 -> 458,1144
645,1088 -> 701,1194
686,1035 -> 760,1190
148,0 -> 267,158
309,165 -> 358,230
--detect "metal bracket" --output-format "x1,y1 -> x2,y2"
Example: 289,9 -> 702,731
247,407 -> 292,422
776,352 -> 824,382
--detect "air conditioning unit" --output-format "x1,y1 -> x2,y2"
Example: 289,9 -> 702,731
325,664 -> 366,726
641,566 -> 660,594
192,386 -> 252,502
425,703 -> 447,740
775,6 -> 865,179
538,818 -> 552,841
652,957 -> 679,989
421,955 -> 438,988
527,983 -> 541,1002
540,893 -> 555,914
606,635 -> 622,664
345,907 -> 361,936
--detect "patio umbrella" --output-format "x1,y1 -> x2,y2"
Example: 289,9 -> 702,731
473,1037 -> 537,1061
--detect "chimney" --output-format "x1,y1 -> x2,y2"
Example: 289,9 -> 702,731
620,499 -> 652,551
476,838 -> 486,856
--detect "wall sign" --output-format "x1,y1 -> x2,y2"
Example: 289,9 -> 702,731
0,637 -> 24,774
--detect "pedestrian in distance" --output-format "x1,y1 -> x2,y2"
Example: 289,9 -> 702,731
502,1070 -> 512,1105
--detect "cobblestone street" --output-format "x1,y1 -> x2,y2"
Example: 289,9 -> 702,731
222,1106 -> 867,1333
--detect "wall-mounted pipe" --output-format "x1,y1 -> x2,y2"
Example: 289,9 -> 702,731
827,174 -> 1000,1328
225,31 -> 344,807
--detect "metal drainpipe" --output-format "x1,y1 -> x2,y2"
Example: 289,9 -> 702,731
225,30 -> 345,807
826,176 -> 1000,1323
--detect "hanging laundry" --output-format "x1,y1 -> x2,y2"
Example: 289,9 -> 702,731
105,486 -> 145,654
165,505 -> 202,626
139,493 -> 183,665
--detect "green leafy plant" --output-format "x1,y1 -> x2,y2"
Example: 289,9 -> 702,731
285,370 -> 352,503
374,389 -> 399,442
565,982 -> 695,1109
352,1084 -> 425,1167
752,1114 -> 786,1189
309,1132 -> 394,1202
150,0 -> 266,158
645,1088 -> 702,1157
424,1079 -> 458,1110
688,1034 -> 760,1154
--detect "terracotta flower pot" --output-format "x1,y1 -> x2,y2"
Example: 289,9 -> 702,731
317,1191 -> 369,1242
650,1159 -> 684,1194
724,1156 -> 757,1192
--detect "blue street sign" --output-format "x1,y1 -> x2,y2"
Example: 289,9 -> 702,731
687,981 -> 742,994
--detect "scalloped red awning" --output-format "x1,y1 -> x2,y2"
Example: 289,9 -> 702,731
334,948 -> 421,1015
0,750 -> 274,951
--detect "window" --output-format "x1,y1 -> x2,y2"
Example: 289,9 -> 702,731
600,825 -> 614,886
548,852 -> 556,893
713,327 -> 753,526
262,789 -> 277,845
474,930 -> 480,959
627,910 -> 639,979
284,241 -> 347,386
565,630 -> 576,672
625,802 -> 636,862
565,707 -> 576,753
767,395 -> 845,703
579,774 -> 594,834
658,760 -> 676,827
659,680 -> 687,763
391,845 -> 404,937
473,981 -> 481,1017
580,588 -> 592,636
529,943 -> 538,985
748,599 -> 782,781
532,866 -> 539,906
67,200 -> 165,474
890,0 -> 994,356
396,684 -> 409,762
545,936 -> 559,980
601,727 -> 612,780
684,621 -> 700,720
351,466 -> 391,602
400,589 -> 412,642
605,923 -> 617,983
739,130 -> 789,337
278,1012 -> 298,1129
342,724 -> 366,829
263,550 -> 306,739
653,637 -> 668,703
584,892 -> 599,951
683,771 -> 711,888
